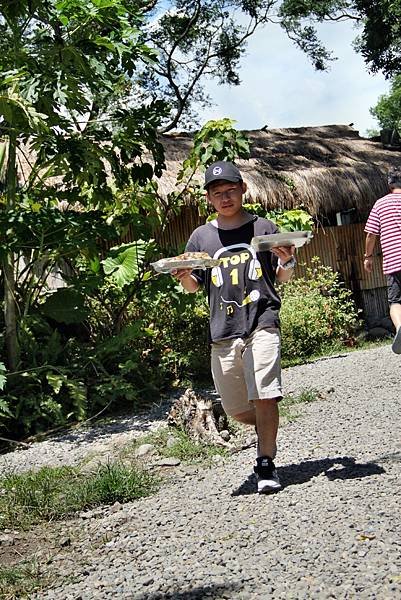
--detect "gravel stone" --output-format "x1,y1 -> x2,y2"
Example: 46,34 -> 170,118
1,345 -> 400,599
134,443 -> 155,457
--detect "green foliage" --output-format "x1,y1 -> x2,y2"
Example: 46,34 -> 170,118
279,1 -> 401,78
134,276 -> 211,385
191,118 -> 251,166
242,203 -> 314,231
352,0 -> 401,77
268,209 -> 313,231
0,462 -> 158,530
0,0 -> 167,371
279,258 -> 361,360
101,241 -> 148,288
279,387 -> 320,421
0,1 -> 166,206
0,362 -> 6,391
178,118 -> 251,215
0,275 -> 210,439
41,289 -> 89,324
370,75 -> 401,133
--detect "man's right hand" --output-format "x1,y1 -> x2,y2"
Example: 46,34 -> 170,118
171,268 -> 193,282
171,268 -> 199,293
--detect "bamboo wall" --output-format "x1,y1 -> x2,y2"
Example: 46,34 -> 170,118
295,222 -> 386,291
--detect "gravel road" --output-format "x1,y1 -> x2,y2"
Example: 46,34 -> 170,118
2,345 -> 401,599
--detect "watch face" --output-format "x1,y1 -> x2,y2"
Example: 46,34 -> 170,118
281,257 -> 297,270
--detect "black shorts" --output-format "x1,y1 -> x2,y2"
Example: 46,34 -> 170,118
387,271 -> 401,305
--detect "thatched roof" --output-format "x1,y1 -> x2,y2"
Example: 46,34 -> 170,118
159,125 -> 401,221
8,124 -> 401,223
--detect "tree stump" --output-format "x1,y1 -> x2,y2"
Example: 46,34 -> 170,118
167,388 -> 230,447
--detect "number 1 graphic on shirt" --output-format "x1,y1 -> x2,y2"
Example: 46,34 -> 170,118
230,268 -> 238,285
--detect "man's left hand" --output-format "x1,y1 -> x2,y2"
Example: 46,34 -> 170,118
271,245 -> 295,263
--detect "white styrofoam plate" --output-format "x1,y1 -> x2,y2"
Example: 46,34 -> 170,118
151,258 -> 221,273
251,231 -> 313,251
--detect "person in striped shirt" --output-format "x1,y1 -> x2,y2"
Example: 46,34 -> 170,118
364,167 -> 401,354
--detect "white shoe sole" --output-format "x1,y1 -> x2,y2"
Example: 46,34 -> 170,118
257,480 -> 282,494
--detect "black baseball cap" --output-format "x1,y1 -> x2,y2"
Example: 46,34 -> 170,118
204,161 -> 243,189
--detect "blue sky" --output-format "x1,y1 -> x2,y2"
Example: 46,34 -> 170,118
199,20 -> 390,137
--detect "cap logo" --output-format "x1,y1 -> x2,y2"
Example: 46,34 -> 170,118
213,166 -> 222,175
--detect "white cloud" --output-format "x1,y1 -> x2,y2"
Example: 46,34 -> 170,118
198,20 -> 390,136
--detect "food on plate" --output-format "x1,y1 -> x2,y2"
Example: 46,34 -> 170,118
173,251 -> 213,261
150,251 -> 220,273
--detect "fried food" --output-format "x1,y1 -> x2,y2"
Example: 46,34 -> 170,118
175,251 -> 213,261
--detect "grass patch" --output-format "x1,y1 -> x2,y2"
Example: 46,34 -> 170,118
279,388 -> 320,422
0,560 -> 48,599
0,461 -> 158,531
132,426 -> 228,464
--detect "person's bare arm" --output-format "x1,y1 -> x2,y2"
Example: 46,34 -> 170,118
172,268 -> 200,292
364,233 -> 378,273
272,245 -> 296,283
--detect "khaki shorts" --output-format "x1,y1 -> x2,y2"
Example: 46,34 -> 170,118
211,327 -> 282,417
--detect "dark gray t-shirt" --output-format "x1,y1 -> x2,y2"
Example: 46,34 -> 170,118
185,215 -> 280,342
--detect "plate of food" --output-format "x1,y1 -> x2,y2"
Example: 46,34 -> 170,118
151,252 -> 221,273
251,231 -> 313,252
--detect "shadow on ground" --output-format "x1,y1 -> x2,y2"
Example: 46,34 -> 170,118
0,400 -> 176,454
231,455 -> 386,496
135,582 -> 241,599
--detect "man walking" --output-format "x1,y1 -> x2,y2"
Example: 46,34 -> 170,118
364,167 -> 401,354
173,161 -> 296,493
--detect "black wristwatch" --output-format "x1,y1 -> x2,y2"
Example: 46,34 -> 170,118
279,256 -> 297,270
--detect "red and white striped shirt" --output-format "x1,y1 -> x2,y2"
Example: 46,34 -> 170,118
365,192 -> 401,274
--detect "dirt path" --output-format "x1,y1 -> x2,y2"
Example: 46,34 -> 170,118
3,345 -> 401,599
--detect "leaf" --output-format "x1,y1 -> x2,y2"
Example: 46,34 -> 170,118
0,142 -> 7,178
0,362 -> 6,391
65,380 -> 87,422
46,373 -> 66,395
89,256 -> 101,273
102,241 -> 147,288
41,289 -> 89,324
0,399 -> 13,418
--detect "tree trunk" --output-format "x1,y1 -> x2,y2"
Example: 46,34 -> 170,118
3,129 -> 19,371
168,388 -> 230,446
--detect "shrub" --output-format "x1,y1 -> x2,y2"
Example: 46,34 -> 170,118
140,286 -> 210,385
0,278 -> 211,440
279,258 -> 361,360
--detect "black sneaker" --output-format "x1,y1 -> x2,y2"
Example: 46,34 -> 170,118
254,456 -> 282,494
392,327 -> 401,354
